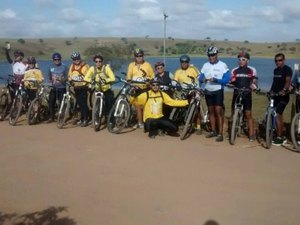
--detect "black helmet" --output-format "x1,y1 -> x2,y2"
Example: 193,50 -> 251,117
207,46 -> 218,55
179,54 -> 190,63
237,51 -> 250,59
14,50 -> 24,58
150,77 -> 161,85
27,56 -> 36,64
70,51 -> 81,60
93,53 -> 104,62
134,48 -> 144,56
154,61 -> 165,68
52,52 -> 62,60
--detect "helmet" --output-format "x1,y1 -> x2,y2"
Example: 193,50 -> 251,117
150,77 -> 161,85
52,52 -> 62,60
179,54 -> 190,63
14,50 -> 24,58
207,46 -> 218,55
93,53 -> 103,62
134,48 -> 144,56
27,56 -> 36,64
70,51 -> 81,60
154,61 -> 165,68
237,51 -> 250,59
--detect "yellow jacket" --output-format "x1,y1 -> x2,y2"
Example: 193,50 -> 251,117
126,61 -> 154,89
23,68 -> 44,89
84,64 -> 115,92
68,61 -> 89,87
174,65 -> 200,88
136,90 -> 188,122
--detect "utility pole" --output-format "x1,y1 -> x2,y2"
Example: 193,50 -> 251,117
163,12 -> 168,65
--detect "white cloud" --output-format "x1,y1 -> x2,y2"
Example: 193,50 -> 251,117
0,9 -> 17,19
61,8 -> 84,22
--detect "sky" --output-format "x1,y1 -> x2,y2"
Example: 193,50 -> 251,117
0,0 -> 299,42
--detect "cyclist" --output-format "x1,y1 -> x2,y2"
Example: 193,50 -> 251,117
174,54 -> 201,133
68,51 -> 90,127
23,56 -> 44,101
135,78 -> 188,139
269,53 -> 293,146
230,51 -> 258,142
47,52 -> 69,123
199,46 -> 230,142
84,53 -> 115,119
126,48 -> 155,129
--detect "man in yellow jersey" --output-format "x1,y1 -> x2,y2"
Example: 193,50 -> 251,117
68,51 -> 90,127
84,53 -> 115,119
126,48 -> 154,129
23,56 -> 44,101
136,78 -> 188,138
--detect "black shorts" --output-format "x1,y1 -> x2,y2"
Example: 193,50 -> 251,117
231,92 -> 252,112
274,95 -> 289,115
205,89 -> 224,107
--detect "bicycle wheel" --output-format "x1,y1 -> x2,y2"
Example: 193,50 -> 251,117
57,99 -> 70,129
107,99 -> 130,134
290,113 -> 300,152
92,97 -> 103,132
199,100 -> 210,132
265,109 -> 273,149
9,95 -> 23,126
27,97 -> 40,125
180,103 -> 196,140
0,93 -> 9,121
230,109 -> 241,145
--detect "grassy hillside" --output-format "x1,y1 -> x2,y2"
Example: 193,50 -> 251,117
1,37 -> 300,61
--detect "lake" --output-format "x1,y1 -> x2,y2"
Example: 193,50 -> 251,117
1,57 -> 299,91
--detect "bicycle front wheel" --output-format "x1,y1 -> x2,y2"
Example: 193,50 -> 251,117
57,99 -> 70,129
27,98 -> 40,125
290,113 -> 300,152
230,109 -> 241,145
180,103 -> 196,140
0,93 -> 9,121
265,109 -> 274,149
92,97 -> 104,132
9,95 -> 23,126
107,99 -> 130,134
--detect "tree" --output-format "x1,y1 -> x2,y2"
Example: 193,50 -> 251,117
18,38 -> 25,44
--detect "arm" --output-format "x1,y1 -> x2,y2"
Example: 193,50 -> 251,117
213,70 -> 231,85
198,73 -> 205,83
104,65 -> 116,83
5,49 -> 13,64
163,92 -> 188,107
126,63 -> 133,81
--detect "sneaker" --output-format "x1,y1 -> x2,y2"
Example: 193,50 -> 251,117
216,135 -> 224,142
206,131 -> 217,138
158,129 -> 165,136
80,120 -> 89,127
272,136 -> 287,146
249,135 -> 256,142
139,123 -> 144,129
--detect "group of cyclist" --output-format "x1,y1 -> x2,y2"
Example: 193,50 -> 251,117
2,44 -> 297,146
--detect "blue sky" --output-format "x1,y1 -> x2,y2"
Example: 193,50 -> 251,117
0,0 -> 299,42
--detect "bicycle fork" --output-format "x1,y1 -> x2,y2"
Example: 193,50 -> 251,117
95,92 -> 104,117
114,97 -> 126,117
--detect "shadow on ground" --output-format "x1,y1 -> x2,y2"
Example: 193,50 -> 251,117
0,206 -> 76,225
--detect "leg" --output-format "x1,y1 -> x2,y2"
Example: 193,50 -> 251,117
157,116 -> 178,135
145,118 -> 158,138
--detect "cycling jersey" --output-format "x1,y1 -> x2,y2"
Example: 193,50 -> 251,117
68,62 -> 89,88
231,66 -> 257,89
199,60 -> 230,92
270,65 -> 293,93
84,64 -> 116,92
136,90 -> 188,122
155,71 -> 173,87
48,63 -> 69,89
23,68 -> 44,89
174,65 -> 199,88
126,61 -> 154,89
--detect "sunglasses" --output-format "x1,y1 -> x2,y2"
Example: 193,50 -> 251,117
53,59 -> 61,61
239,57 -> 248,62
208,54 -> 217,57
135,55 -> 143,57
95,60 -> 102,63
151,84 -> 160,87
156,66 -> 164,70
180,61 -> 189,63
275,59 -> 283,62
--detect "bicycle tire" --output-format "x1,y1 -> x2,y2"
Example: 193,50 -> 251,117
230,108 -> 241,145
180,103 -> 196,140
57,99 -> 70,129
27,97 -> 40,125
107,98 -> 130,134
0,93 -> 9,121
199,100 -> 211,132
290,113 -> 300,152
265,109 -> 273,149
9,94 -> 23,126
92,97 -> 103,132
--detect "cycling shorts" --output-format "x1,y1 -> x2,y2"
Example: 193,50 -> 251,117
274,95 -> 289,115
205,89 -> 224,107
231,92 -> 252,112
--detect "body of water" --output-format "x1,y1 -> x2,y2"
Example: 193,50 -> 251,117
1,57 -> 299,91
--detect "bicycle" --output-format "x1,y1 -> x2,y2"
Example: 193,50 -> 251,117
0,75 -> 14,121
107,74 -> 145,134
290,90 -> 300,152
228,86 -> 252,145
57,81 -> 78,129
27,84 -> 51,125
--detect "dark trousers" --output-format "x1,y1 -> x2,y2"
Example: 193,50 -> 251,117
145,116 -> 178,136
104,89 -> 114,117
75,88 -> 89,121
48,88 -> 66,119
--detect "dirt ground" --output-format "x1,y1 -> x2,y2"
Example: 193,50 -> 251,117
1,117 -> 300,225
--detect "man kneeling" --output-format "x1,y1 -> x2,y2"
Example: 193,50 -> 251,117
136,78 -> 188,138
